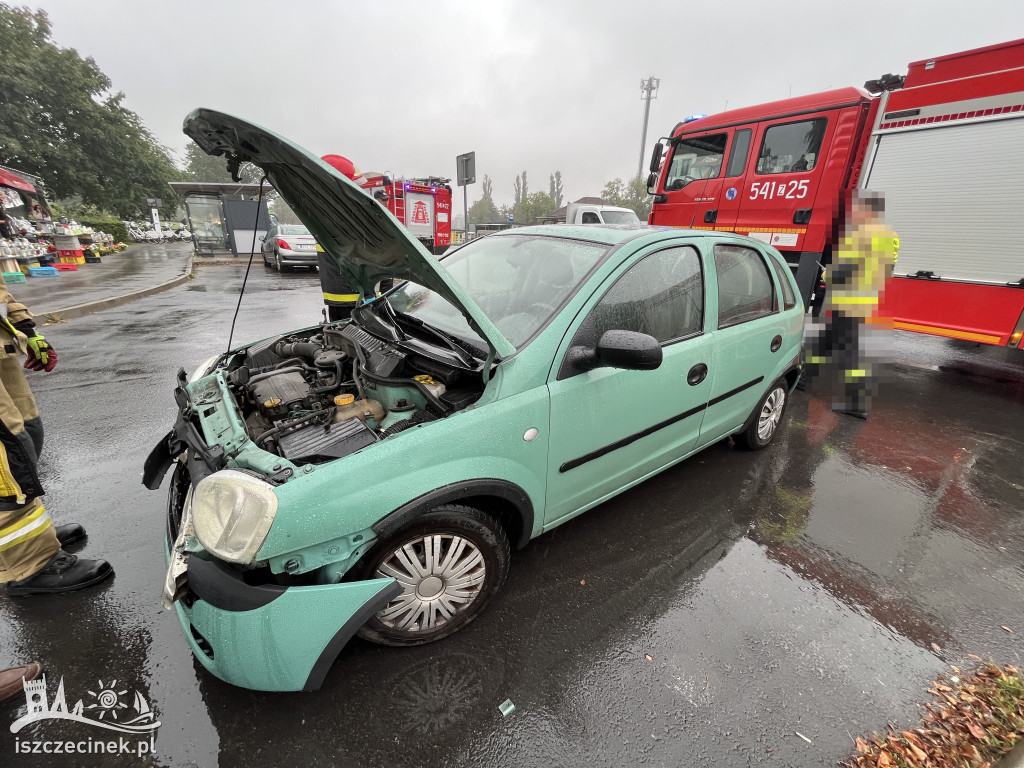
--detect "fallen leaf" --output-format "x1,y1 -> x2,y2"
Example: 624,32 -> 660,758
931,643 -> 942,652
856,737 -> 871,754
876,749 -> 892,767
935,684 -> 953,692
967,722 -> 987,740
902,731 -> 926,751
1002,625 -> 1014,633
950,665 -> 961,674
968,653 -> 982,660
580,580 -> 586,585
644,654 -> 653,661
906,741 -> 927,762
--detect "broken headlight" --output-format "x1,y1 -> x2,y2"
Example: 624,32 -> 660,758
192,470 -> 278,563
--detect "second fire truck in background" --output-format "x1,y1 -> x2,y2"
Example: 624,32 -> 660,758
357,173 -> 452,255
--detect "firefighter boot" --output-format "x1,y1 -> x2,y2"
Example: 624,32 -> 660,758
55,523 -> 86,548
6,550 -> 113,596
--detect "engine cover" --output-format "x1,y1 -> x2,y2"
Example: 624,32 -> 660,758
277,418 -> 378,463
249,370 -> 312,419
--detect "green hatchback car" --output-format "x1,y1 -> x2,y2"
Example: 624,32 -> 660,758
144,109 -> 804,692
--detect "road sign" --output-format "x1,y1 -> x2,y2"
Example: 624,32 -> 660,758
145,197 -> 162,209
456,152 -> 476,186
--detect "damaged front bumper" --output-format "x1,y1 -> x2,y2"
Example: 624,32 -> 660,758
162,482 -> 399,691
167,548 -> 399,691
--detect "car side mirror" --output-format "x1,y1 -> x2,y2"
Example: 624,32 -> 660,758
646,172 -> 658,194
596,330 -> 662,370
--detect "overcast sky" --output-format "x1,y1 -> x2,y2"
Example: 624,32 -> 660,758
32,0 -> 1024,209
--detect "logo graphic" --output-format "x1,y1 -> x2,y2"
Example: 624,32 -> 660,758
725,187 -> 738,200
11,675 -> 160,735
410,201 -> 430,225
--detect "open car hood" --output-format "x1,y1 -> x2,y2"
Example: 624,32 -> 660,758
182,108 -> 515,358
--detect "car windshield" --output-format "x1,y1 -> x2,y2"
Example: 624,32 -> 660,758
386,234 -> 610,349
279,224 -> 309,235
601,210 -> 640,224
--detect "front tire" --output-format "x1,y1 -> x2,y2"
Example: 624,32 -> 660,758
355,505 -> 510,646
736,378 -> 788,450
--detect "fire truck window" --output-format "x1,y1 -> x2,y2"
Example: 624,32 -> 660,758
725,129 -> 752,177
756,118 -> 827,175
714,244 -> 778,327
581,212 -> 601,223
664,134 -> 727,190
584,246 -> 704,344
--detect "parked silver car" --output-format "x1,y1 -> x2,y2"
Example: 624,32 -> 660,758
261,223 -> 319,271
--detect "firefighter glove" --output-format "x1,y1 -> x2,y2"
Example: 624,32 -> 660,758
24,333 -> 56,373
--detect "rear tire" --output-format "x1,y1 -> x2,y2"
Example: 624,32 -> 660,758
736,378 -> 788,450
355,505 -> 510,647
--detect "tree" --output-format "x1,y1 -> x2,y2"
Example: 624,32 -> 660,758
549,171 -> 564,209
466,174 -> 498,229
0,4 -> 182,218
514,191 -> 556,226
600,176 -> 652,220
183,143 -> 262,185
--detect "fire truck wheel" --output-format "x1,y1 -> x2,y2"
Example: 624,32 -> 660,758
736,378 -> 788,450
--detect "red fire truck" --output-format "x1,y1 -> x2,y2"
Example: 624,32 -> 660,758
647,38 -> 1024,348
357,173 -> 452,255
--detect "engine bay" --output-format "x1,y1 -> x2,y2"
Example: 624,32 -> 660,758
214,307 -> 487,466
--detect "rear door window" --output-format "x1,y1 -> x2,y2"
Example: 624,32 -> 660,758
767,254 -> 798,310
714,243 -> 778,327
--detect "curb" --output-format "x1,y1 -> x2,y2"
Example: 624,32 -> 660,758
41,253 -> 194,322
998,739 -> 1024,768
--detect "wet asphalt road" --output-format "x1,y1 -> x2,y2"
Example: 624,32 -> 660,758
1,263 -> 1022,767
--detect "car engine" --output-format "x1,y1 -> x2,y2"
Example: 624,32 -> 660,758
219,321 -> 484,465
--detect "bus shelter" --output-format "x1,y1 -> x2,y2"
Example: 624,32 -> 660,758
167,182 -> 271,257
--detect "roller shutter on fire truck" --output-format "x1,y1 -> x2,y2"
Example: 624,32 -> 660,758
863,117 -> 1024,284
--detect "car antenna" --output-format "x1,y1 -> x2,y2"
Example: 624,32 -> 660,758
226,174 -> 268,354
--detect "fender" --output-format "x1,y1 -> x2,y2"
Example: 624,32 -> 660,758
371,478 -> 535,550
736,358 -> 802,437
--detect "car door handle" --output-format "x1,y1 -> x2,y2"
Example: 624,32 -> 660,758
770,335 -> 782,353
687,363 -> 708,386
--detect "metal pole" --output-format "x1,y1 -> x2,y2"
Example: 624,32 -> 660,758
463,163 -> 469,243
637,76 -> 660,178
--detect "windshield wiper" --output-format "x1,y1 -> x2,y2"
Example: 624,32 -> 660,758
396,313 -> 486,361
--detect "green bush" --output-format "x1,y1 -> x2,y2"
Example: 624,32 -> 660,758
75,218 -> 128,244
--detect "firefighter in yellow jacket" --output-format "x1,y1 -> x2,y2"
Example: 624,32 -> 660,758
806,190 -> 898,418
0,278 -> 113,595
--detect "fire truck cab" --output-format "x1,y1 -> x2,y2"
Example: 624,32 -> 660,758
649,38 -> 1024,348
648,89 -> 874,303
